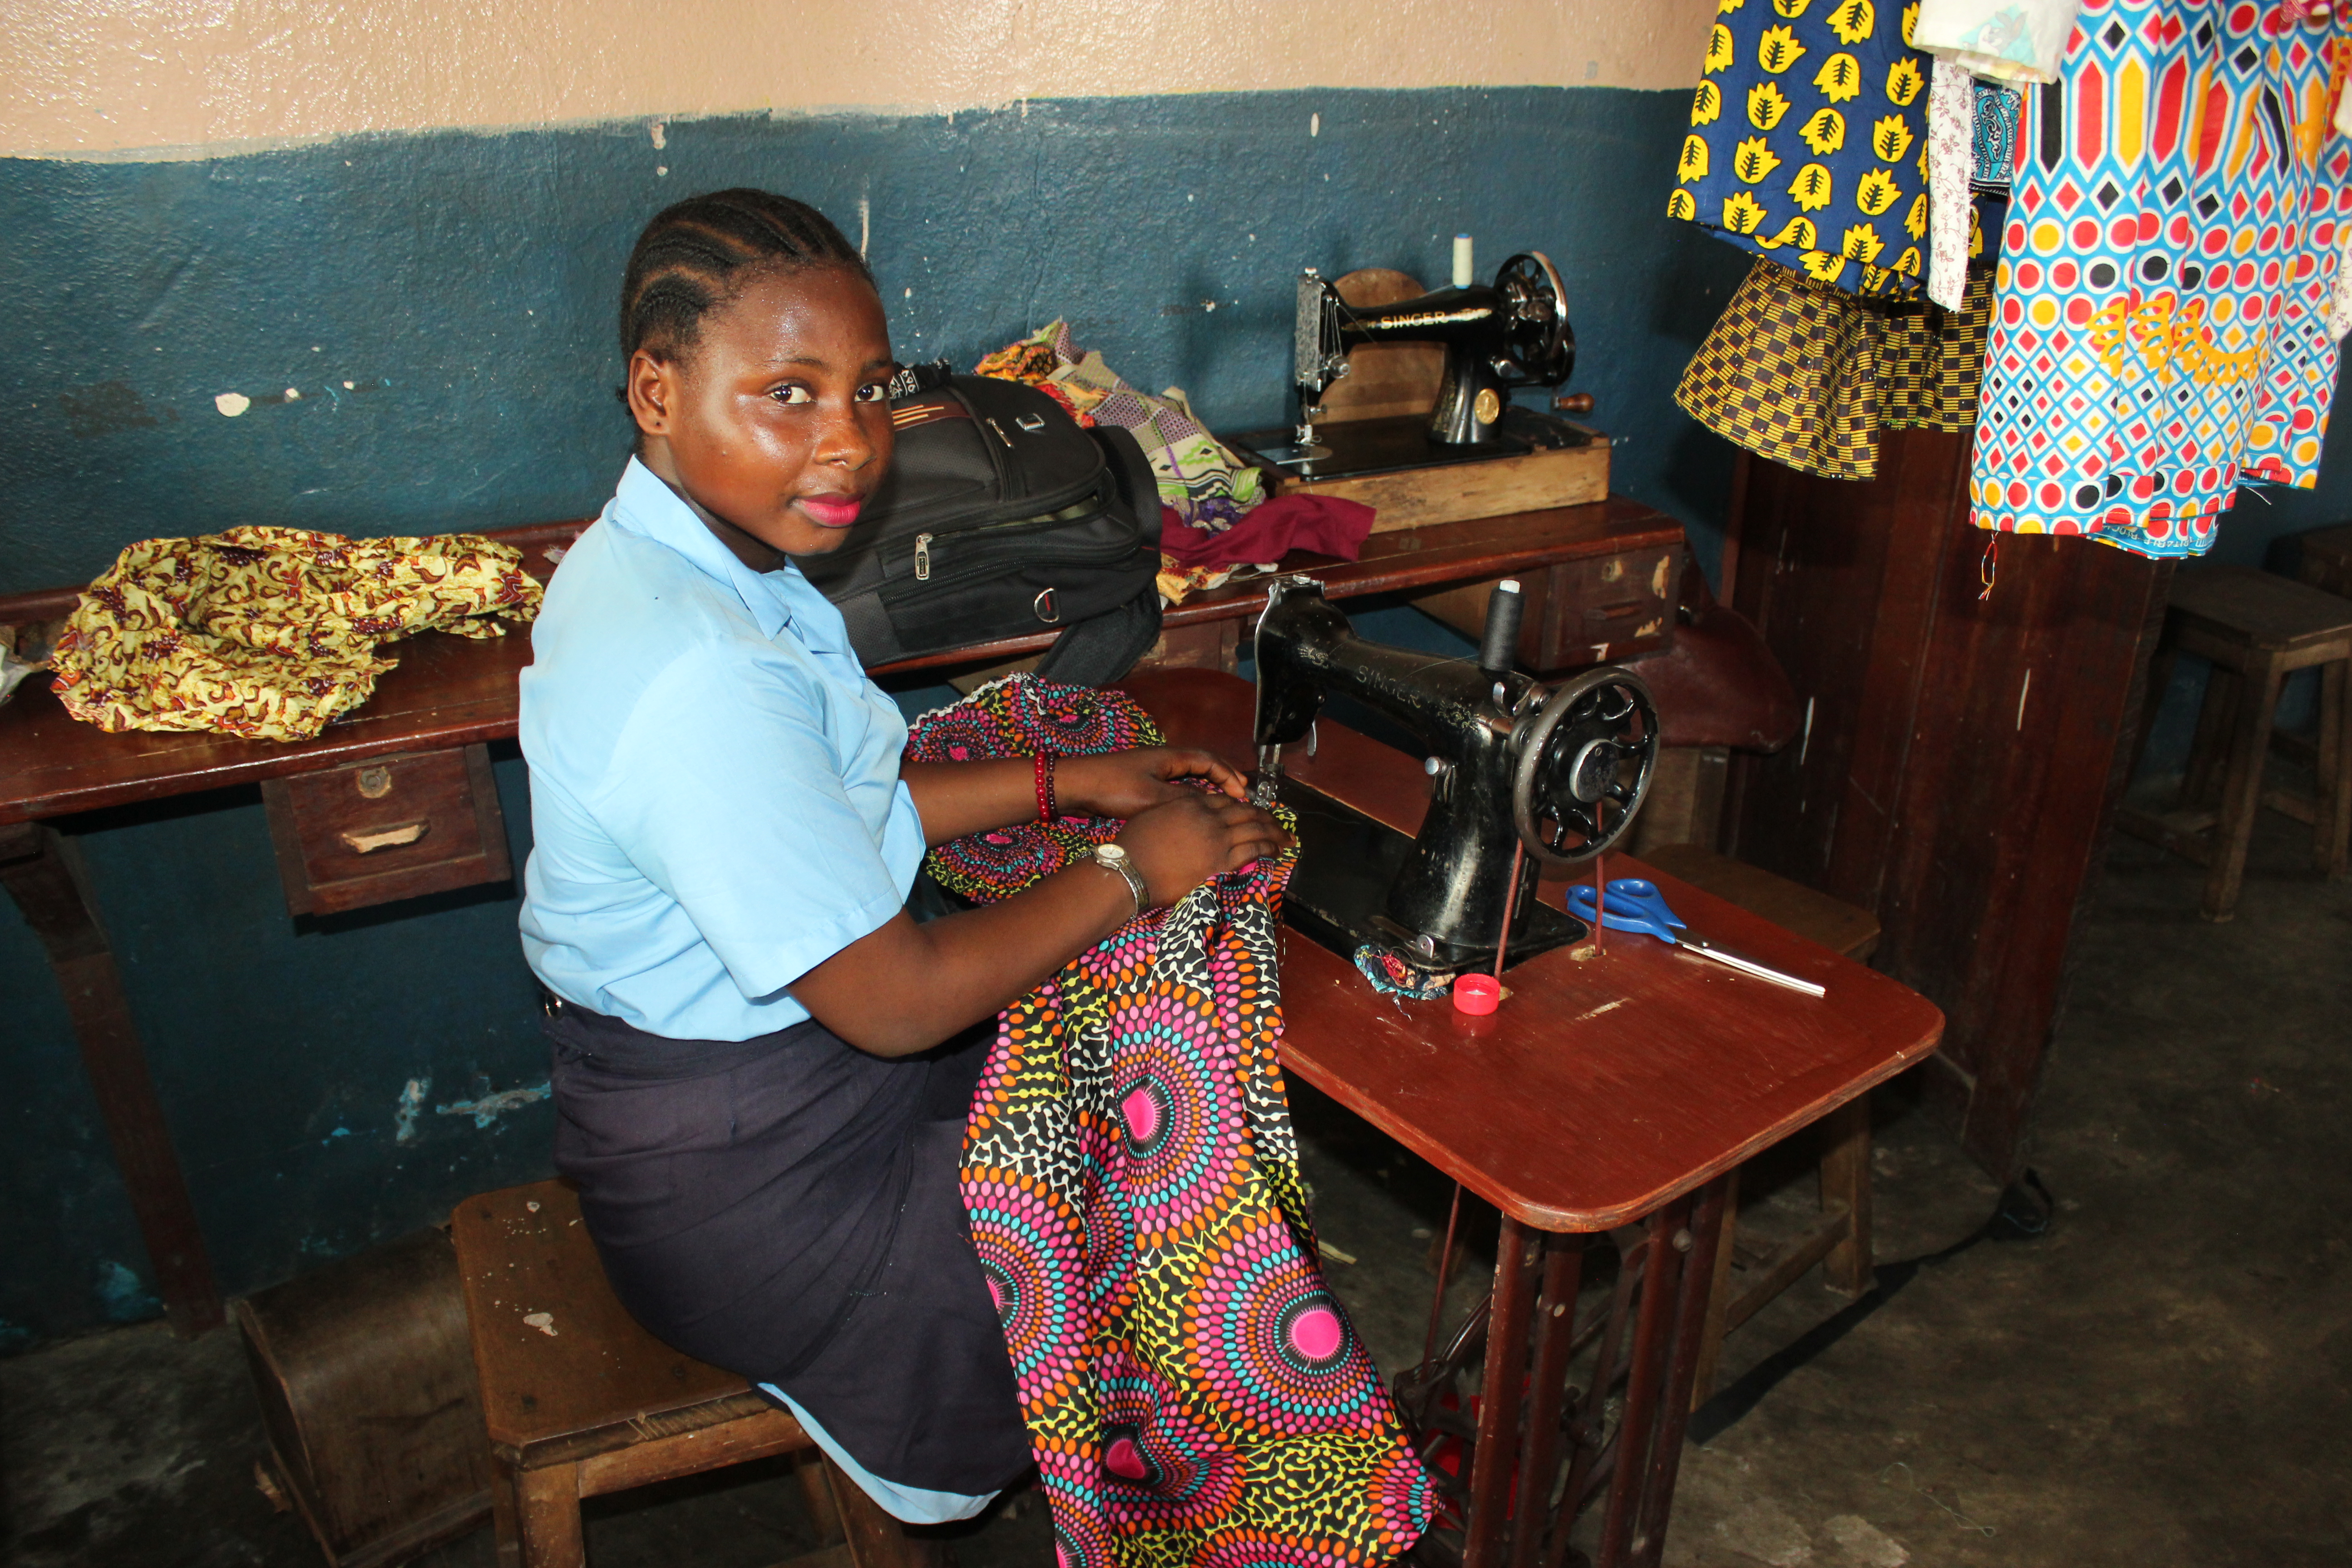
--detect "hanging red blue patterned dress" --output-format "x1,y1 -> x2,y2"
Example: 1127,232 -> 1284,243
1969,0 -> 2352,557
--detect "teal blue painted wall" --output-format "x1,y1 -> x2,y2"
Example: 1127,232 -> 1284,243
0,86 -> 1755,1344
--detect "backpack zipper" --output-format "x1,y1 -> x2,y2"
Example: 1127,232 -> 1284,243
895,514 -> 1142,596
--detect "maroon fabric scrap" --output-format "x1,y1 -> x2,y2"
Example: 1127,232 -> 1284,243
1157,495 -> 1377,567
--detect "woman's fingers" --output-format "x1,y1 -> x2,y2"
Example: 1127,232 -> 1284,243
1153,747 -> 1250,800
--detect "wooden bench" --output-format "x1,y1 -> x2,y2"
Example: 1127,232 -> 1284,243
451,1178 -> 922,1568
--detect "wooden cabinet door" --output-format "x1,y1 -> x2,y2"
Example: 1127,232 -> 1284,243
1722,430 -> 2171,1178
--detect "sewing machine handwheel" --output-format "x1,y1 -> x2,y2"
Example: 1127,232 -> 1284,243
1510,666 -> 1658,869
1494,251 -> 1575,387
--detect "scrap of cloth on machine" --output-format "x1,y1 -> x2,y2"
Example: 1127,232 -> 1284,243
1669,0 -> 1938,300
48,526 -> 541,741
1968,0 -> 2352,558
1677,256 -> 1992,480
904,676 -> 1433,1568
975,320 -> 1267,530
1156,496 -> 1376,569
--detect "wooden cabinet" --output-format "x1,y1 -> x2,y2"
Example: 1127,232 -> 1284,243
1720,431 -> 2170,1179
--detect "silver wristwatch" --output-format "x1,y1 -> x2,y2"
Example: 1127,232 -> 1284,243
1088,842 -> 1149,916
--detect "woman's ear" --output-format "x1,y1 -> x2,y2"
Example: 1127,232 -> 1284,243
626,348 -> 678,440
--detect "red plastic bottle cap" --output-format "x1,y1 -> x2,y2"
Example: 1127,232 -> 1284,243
1452,973 -> 1502,1015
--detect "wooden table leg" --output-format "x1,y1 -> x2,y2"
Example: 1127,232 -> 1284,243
513,1461 -> 586,1568
2206,653 -> 2286,921
2314,660 -> 2349,879
1426,1182 -> 1732,1568
1594,1199 -> 1692,1566
1627,1178 -> 1730,1568
0,821 -> 221,1336
1818,1097 -> 1874,1297
1689,1167 -> 1742,1410
1462,1218 -> 1539,1568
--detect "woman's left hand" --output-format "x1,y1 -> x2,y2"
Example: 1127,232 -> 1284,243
1057,747 -> 1249,819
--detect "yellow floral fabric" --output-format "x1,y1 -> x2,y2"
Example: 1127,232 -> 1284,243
50,526 -> 542,742
1670,0 -> 1936,301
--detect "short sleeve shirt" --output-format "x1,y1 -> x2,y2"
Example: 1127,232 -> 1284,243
518,458 -> 925,1041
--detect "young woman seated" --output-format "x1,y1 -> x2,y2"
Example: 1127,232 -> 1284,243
515,189 -> 1285,1531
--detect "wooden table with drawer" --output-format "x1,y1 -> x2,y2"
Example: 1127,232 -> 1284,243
0,495 -> 1683,1334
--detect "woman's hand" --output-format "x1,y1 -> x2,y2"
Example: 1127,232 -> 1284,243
1057,746 -> 1249,819
1112,791 -> 1291,906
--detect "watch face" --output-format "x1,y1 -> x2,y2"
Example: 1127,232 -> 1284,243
1097,844 -> 1127,863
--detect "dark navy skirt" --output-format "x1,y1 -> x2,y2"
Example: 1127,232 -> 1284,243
546,1001 -> 1032,1495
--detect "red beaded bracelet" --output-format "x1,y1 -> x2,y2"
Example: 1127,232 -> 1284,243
1034,752 -> 1058,823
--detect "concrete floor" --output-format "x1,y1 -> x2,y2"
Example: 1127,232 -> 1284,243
3,808 -> 2345,1568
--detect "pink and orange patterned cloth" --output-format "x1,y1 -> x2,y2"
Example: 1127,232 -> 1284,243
905,677 -> 1431,1568
49,526 -> 540,741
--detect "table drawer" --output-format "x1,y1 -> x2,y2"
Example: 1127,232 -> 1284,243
1412,544 -> 1681,674
261,745 -> 512,916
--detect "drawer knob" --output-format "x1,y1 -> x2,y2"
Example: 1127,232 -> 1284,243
341,821 -> 430,854
357,766 -> 394,799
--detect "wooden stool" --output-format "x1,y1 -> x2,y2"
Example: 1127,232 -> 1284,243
452,1178 -> 916,1568
2118,564 -> 2352,921
1639,844 -> 1881,1408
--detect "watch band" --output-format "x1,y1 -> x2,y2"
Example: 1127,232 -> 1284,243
1090,844 -> 1148,916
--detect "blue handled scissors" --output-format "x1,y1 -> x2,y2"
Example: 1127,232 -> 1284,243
1564,877 -> 1687,943
1563,876 -> 1827,997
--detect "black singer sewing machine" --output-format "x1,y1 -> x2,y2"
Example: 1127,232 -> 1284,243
1231,249 -> 1580,485
1253,576 -> 1658,979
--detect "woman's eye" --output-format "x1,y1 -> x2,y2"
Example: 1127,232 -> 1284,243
854,383 -> 888,403
771,385 -> 814,405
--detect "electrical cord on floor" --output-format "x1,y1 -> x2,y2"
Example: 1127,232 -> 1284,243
1687,1169 -> 2056,1446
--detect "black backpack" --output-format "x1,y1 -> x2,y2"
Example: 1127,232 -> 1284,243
795,367 -> 1164,686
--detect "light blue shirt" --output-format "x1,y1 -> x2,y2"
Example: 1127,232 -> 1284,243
518,457 -> 926,1041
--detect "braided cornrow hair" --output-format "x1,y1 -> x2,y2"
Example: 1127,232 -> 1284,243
618,189 -> 874,367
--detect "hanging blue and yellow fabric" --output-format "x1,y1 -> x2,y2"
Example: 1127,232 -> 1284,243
1671,0 -> 1938,300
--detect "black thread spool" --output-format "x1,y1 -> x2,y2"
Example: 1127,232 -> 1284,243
1479,578 -> 1524,677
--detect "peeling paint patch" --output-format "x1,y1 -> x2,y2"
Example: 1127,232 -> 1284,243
395,1076 -> 429,1143
437,1081 -> 551,1129
214,392 -> 250,417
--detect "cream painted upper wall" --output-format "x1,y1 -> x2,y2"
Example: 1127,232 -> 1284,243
2,0 -> 1718,160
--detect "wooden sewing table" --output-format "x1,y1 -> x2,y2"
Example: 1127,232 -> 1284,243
1124,668 -> 1945,1568
0,498 -> 1682,1340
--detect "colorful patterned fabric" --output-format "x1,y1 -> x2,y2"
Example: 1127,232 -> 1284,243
1931,56 -> 1980,306
976,322 -> 1267,529
906,677 -> 1432,1568
1975,78 -> 2024,185
1680,256 -> 1992,475
1678,257 -> 1888,477
1352,945 -> 1455,1001
50,526 -> 540,741
1915,0 -> 2088,82
1670,0 -> 1937,300
1885,267 -> 1998,427
1970,2 -> 2352,558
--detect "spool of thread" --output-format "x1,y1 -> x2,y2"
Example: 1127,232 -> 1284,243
1453,234 -> 1474,289
1479,578 -> 1524,676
